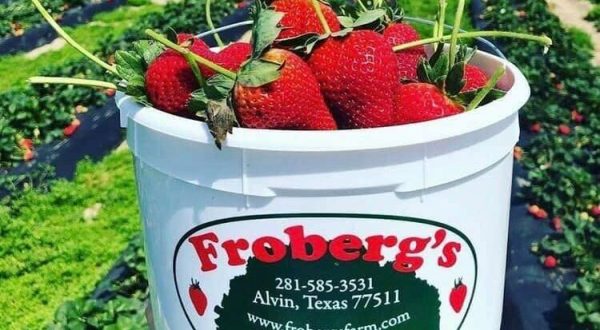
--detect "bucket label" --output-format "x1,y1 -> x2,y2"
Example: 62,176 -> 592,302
173,214 -> 477,330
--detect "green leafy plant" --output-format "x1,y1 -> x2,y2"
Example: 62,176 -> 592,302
485,0 -> 600,328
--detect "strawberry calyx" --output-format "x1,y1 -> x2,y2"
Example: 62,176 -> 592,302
188,2 -> 288,148
415,44 -> 506,111
276,0 -> 388,54
114,40 -> 166,105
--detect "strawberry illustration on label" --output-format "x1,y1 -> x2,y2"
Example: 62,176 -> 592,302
450,278 -> 467,313
189,279 -> 207,316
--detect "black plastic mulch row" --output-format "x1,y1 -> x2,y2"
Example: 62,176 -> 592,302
469,1 -> 577,329
0,0 -> 126,56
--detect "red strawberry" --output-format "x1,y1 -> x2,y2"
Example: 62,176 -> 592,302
189,279 -> 208,316
394,83 -> 463,124
145,52 -> 200,114
198,42 -> 251,78
571,110 -> 584,123
272,0 -> 341,41
308,31 -> 399,128
234,49 -> 336,130
145,35 -> 210,114
449,279 -> 467,313
23,149 -> 35,162
104,88 -> 116,97
383,22 -> 426,81
552,216 -> 562,232
543,255 -> 557,268
529,122 -> 542,133
19,138 -> 34,150
463,64 -> 488,92
558,124 -> 571,135
591,205 -> 600,217
63,118 -> 81,137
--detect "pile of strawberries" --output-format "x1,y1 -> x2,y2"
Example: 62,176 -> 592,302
28,0 -> 551,147
118,0 -> 510,145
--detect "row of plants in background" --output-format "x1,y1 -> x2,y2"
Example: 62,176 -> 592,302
0,0 -> 235,327
0,0 -> 235,170
485,0 -> 600,327
0,0 -> 86,38
0,150 -> 142,329
586,4 -> 600,30
48,235 -> 149,330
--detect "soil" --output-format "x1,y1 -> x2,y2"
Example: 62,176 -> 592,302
24,38 -> 66,59
547,0 -> 600,65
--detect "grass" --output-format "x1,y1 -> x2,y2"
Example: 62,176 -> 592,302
0,148 -> 140,329
567,27 -> 594,54
0,4 -> 162,91
399,0 -> 474,36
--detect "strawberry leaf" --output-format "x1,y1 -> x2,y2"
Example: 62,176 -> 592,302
133,40 -> 165,65
276,32 -> 322,52
188,74 -> 235,112
115,50 -> 144,81
189,89 -> 209,114
446,62 -> 466,96
352,9 -> 386,28
205,74 -> 236,100
237,60 -> 282,87
251,4 -> 284,59
338,16 -> 354,28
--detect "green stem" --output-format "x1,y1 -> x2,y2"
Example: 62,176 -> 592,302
184,53 -> 205,85
356,0 -> 368,12
206,0 -> 224,48
393,31 -> 552,52
145,29 -> 236,79
311,0 -> 332,35
30,0 -> 116,74
466,66 -> 506,111
449,0 -> 465,66
436,0 -> 447,39
28,76 -> 118,89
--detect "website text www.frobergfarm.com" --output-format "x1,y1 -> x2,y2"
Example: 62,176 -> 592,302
246,312 -> 411,330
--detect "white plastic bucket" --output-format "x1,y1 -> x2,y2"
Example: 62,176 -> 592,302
116,47 -> 530,330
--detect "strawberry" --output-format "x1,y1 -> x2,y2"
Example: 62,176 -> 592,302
449,279 -> 467,313
463,64 -> 488,92
393,42 -> 505,124
552,216 -> 562,232
529,122 -> 542,133
591,205 -> 600,217
104,88 -> 116,97
308,31 -> 399,128
558,124 -> 571,135
145,35 -> 210,114
571,110 -> 584,123
394,83 -> 462,124
513,146 -> 523,161
543,255 -> 557,269
23,149 -> 35,162
189,279 -> 208,316
197,42 -> 252,78
63,118 -> 81,137
145,51 -> 200,114
272,0 -> 341,41
234,48 -> 336,130
383,22 -> 426,81
19,138 -> 34,150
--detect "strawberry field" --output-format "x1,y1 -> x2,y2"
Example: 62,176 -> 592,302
1,0 -> 599,329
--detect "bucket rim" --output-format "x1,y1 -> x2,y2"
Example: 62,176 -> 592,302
116,50 -> 529,152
